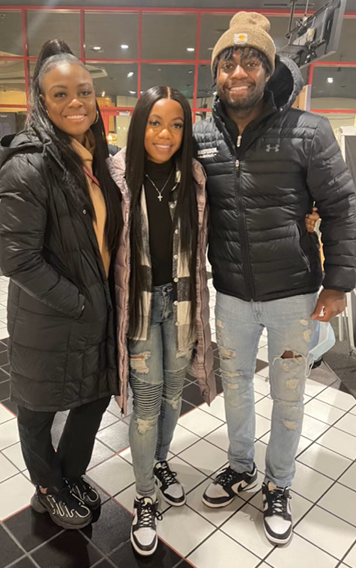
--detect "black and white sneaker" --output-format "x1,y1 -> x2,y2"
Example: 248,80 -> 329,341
30,486 -> 92,529
66,476 -> 101,510
131,496 -> 162,556
262,482 -> 293,545
202,464 -> 258,508
154,461 -> 186,506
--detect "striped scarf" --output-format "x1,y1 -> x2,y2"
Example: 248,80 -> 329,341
129,184 -> 195,353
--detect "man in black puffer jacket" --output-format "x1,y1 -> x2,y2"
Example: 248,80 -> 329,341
194,12 -> 356,545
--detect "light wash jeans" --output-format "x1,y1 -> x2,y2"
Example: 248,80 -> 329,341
216,291 -> 319,488
129,284 -> 192,496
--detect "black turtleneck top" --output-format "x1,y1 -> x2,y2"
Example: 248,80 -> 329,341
144,158 -> 175,286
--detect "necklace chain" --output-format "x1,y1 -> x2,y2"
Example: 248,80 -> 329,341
145,169 -> 174,202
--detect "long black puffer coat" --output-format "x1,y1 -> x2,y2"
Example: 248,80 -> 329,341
0,127 -> 118,412
193,56 -> 356,301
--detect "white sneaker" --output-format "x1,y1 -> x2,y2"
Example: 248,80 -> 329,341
262,482 -> 293,545
131,496 -> 162,556
202,465 -> 258,508
154,461 -> 186,506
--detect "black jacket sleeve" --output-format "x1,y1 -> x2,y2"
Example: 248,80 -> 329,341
306,117 -> 356,292
0,154 -> 85,317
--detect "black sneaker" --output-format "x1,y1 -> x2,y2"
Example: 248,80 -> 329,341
66,476 -> 101,510
202,465 -> 258,508
131,496 -> 162,556
30,486 -> 92,529
262,482 -> 293,545
154,460 -> 186,507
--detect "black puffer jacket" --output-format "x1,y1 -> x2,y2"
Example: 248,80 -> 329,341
0,128 -> 118,412
193,57 -> 356,301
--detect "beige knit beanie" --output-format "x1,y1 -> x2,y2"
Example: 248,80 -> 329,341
212,12 -> 276,75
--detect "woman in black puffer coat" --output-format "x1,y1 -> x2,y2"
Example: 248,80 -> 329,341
0,40 -> 122,530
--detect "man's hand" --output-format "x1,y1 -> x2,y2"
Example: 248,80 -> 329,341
311,289 -> 346,322
305,207 -> 320,233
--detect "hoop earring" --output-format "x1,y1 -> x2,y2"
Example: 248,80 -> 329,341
93,110 -> 99,125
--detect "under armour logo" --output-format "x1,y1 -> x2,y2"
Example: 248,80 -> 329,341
266,144 -> 280,152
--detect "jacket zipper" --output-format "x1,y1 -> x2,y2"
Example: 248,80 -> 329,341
213,104 -> 278,302
234,155 -> 256,301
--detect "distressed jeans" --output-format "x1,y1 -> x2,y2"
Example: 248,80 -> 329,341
216,291 -> 319,488
129,284 -> 192,496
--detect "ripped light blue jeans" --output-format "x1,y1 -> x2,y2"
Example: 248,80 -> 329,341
129,284 -> 192,496
216,291 -> 319,488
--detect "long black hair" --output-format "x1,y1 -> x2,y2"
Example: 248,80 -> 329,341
126,86 -> 198,338
28,39 -> 122,256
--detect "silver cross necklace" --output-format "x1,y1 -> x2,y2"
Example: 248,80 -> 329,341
145,168 -> 174,202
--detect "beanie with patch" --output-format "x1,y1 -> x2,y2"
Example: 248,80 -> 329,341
211,12 -> 276,75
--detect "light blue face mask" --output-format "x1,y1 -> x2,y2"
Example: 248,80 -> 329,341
309,321 -> 336,362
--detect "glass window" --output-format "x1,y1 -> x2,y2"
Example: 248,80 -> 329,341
27,10 -> 81,57
311,66 -> 356,109
0,11 -> 23,56
84,12 -> 139,60
88,62 -> 138,107
199,14 -> 291,61
0,110 -> 27,136
0,60 -> 27,106
199,14 -> 231,61
141,64 -> 195,102
316,112 -> 356,133
197,64 -> 214,110
142,13 -> 197,60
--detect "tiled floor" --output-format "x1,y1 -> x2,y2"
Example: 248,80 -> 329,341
0,275 -> 356,568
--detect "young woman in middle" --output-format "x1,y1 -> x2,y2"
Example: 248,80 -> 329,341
110,86 -> 216,556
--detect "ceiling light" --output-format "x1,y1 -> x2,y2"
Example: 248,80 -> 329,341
188,70 -> 193,74
121,44 -> 129,49
187,47 -> 195,52
127,72 -> 134,78
327,77 -> 334,83
92,46 -> 101,51
101,91 -> 106,97
207,47 -> 213,51
129,90 -> 136,94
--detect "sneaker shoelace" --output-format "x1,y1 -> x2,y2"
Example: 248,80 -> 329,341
156,462 -> 178,488
137,498 -> 162,528
269,488 -> 291,517
214,466 -> 239,487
